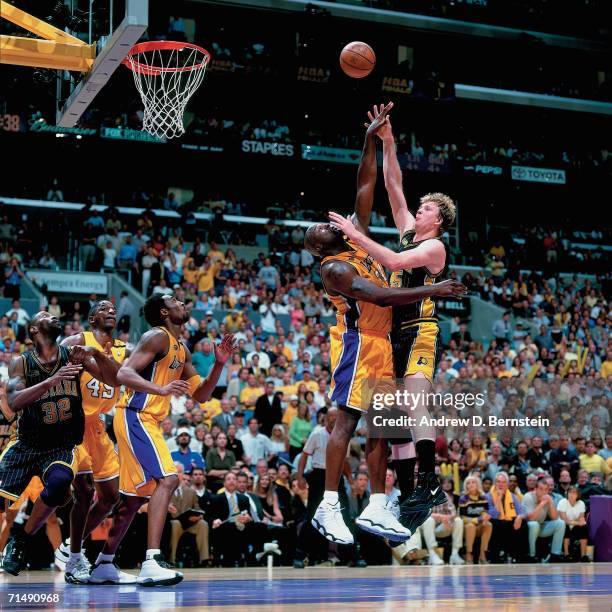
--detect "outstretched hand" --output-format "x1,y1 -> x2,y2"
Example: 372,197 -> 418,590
364,102 -> 393,139
214,334 -> 237,365
328,212 -> 361,240
434,280 -> 468,299
365,103 -> 394,141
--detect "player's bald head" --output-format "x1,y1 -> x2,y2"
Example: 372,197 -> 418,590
28,310 -> 62,341
304,223 -> 345,257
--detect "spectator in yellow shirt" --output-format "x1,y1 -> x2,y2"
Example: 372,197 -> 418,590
206,241 -> 226,265
489,241 -> 505,260
277,372 -> 296,399
282,395 -> 299,426
183,260 -> 199,287
300,370 -> 319,393
601,349 -> 612,379
239,374 -> 264,408
197,258 -> 218,294
224,311 -> 243,333
580,440 -> 611,476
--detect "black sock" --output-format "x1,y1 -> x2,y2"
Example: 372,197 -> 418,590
415,439 -> 436,474
393,457 -> 417,498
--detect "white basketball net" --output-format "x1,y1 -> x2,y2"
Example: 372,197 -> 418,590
126,44 -> 210,139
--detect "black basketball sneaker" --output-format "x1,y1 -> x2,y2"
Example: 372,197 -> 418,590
399,472 -> 448,524
2,533 -> 28,576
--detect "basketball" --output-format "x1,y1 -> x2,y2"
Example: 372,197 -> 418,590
340,41 -> 376,78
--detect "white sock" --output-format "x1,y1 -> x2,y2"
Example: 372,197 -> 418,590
96,553 -> 115,563
323,490 -> 339,505
369,493 -> 386,507
69,552 -> 82,561
146,548 -> 161,561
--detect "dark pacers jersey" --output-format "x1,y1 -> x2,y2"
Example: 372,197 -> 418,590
18,346 -> 84,449
389,229 -> 448,333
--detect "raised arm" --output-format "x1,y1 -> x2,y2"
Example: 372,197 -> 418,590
380,119 -> 414,236
321,260 -> 465,307
117,329 -> 190,397
352,102 -> 394,235
181,334 -> 237,403
327,215 -> 446,273
7,355 -> 82,413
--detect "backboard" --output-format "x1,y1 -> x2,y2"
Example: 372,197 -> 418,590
55,0 -> 148,127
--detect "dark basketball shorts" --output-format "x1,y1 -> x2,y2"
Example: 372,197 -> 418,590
0,440 -> 78,502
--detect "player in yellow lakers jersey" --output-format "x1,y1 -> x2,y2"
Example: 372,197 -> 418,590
305,102 -> 465,546
55,299 -> 138,584
110,293 -> 235,586
329,108 -> 458,532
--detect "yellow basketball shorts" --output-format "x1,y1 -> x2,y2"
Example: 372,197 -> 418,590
76,417 -> 120,482
329,326 -> 394,412
9,476 -> 44,510
391,321 -> 440,383
113,407 -> 177,498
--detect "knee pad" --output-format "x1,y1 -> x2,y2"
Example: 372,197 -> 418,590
41,464 -> 74,508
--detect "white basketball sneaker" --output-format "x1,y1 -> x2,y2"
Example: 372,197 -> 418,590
137,555 -> 183,587
428,550 -> 445,566
54,538 -> 70,571
356,504 -> 411,542
312,500 -> 354,545
450,552 -> 466,565
88,560 -> 137,584
64,555 -> 91,584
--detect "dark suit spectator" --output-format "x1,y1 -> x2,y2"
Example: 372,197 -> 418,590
527,436 -> 550,472
211,399 -> 234,433
509,440 -> 532,490
254,382 -> 283,437
169,473 -> 210,566
576,469 -> 607,511
550,435 -> 580,481
191,467 -> 214,514
555,470 -> 572,499
451,323 -> 472,350
227,424 -> 245,463
210,472 -> 254,566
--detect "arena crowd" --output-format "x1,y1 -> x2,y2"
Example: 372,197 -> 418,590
0,201 -> 610,569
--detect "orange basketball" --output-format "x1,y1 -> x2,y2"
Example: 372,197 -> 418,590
340,41 -> 376,78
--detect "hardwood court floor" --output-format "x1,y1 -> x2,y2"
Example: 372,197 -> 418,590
1,563 -> 611,611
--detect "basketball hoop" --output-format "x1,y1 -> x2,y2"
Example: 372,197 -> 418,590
123,41 -> 211,139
